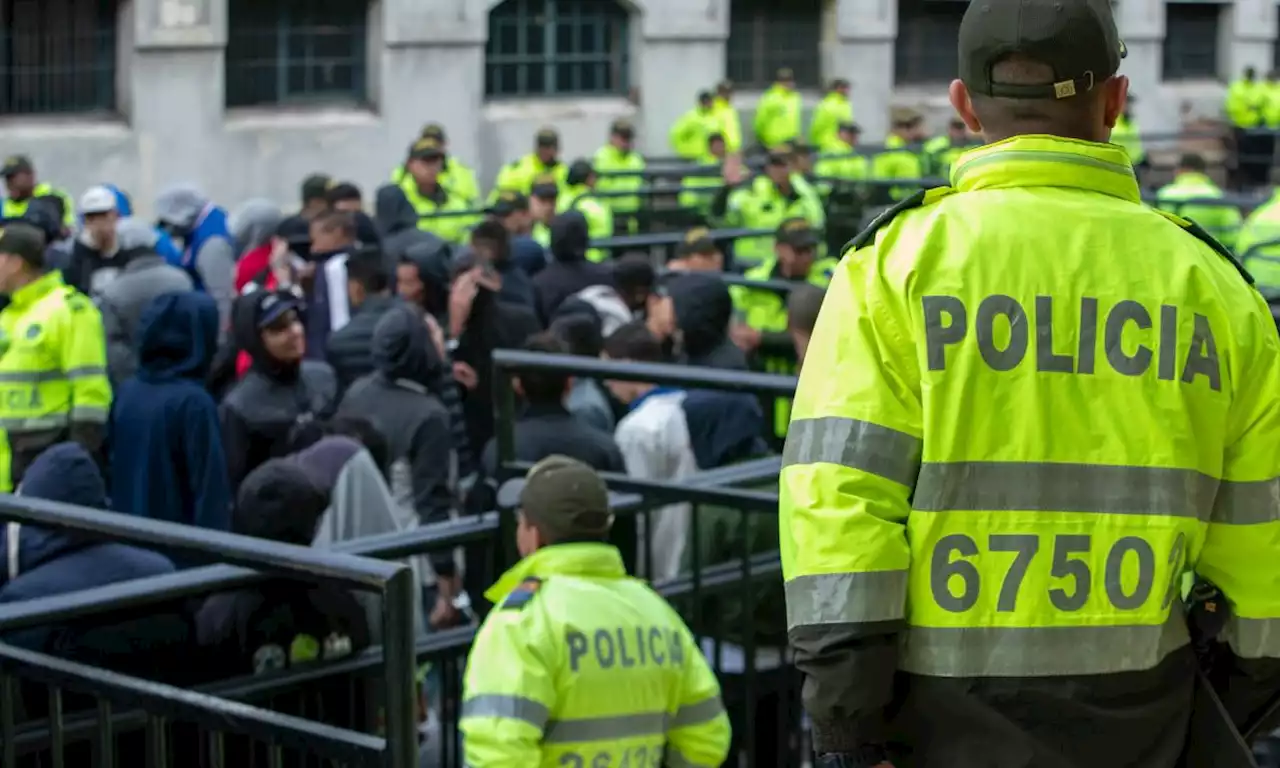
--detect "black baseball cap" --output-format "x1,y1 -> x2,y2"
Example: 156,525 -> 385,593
776,67 -> 795,81
959,0 -> 1126,100
496,455 -> 614,540
611,118 -> 635,139
531,174 -> 560,199
256,291 -> 303,330
488,190 -> 530,217
838,121 -> 862,134
1,155 -> 32,178
677,227 -> 719,257
776,218 -> 820,249
301,173 -> 332,202
409,137 -> 445,161
536,128 -> 560,148
0,222 -> 45,266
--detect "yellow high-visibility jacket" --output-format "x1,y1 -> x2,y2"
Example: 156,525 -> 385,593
460,543 -> 731,768
1237,187 -> 1280,293
781,135 -> 1280,765
1155,171 -> 1243,249
0,270 -> 110,491
2,183 -> 75,228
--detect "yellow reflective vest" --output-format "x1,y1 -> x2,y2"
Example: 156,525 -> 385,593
1155,171 -> 1243,249
670,108 -> 721,161
809,92 -> 853,152
711,97 -> 743,154
592,145 -> 646,218
0,271 -> 110,491
1237,187 -> 1280,293
391,159 -> 480,207
460,543 -> 732,768
1226,78 -> 1266,129
1,183 -> 75,228
719,174 -> 825,265
870,135 -> 925,201
399,178 -> 474,245
558,185 -> 615,263
1111,114 -> 1145,165
781,135 -> 1280,759
753,85 -> 802,150
490,155 -> 570,202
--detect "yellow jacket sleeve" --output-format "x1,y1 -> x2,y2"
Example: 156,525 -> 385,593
665,621 -> 732,767
779,234 -> 922,753
460,606 -> 556,767
61,293 -> 111,425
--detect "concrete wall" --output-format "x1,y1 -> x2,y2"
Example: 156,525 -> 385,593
0,0 -> 1271,217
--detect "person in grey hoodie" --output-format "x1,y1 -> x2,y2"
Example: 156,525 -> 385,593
96,219 -> 196,387
228,198 -> 283,259
154,184 -> 238,335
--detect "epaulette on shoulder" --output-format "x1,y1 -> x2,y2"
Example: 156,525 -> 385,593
842,186 -> 954,255
500,577 -> 543,611
1153,208 -> 1254,286
64,290 -> 91,312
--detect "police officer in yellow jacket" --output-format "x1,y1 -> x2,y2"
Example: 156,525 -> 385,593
558,160 -> 615,263
492,128 -> 570,202
1,156 -> 74,229
399,138 -> 474,245
781,0 -> 1280,765
461,456 -> 731,768
711,149 -> 826,266
390,123 -> 481,206
0,223 -> 110,491
593,119 -> 646,233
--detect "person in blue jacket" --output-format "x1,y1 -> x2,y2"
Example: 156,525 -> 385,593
109,292 -> 232,546
0,443 -> 177,656
155,184 -> 237,336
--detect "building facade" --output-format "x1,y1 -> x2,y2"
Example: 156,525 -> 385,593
0,0 -> 1274,214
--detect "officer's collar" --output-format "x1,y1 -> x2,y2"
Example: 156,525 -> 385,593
10,270 -> 63,309
949,135 -> 1141,204
484,542 -> 626,604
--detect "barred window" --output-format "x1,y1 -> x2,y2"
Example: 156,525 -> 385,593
486,0 -> 631,98
725,0 -> 821,89
225,0 -> 369,108
895,0 -> 966,85
1162,2 -> 1221,81
0,0 -> 118,115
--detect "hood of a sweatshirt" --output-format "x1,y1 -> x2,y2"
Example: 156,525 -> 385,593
235,458 -> 329,544
229,199 -> 283,256
231,289 -> 305,381
667,272 -> 736,360
374,184 -> 419,236
138,291 -> 220,382
7,443 -> 109,575
371,303 -> 446,389
154,184 -> 210,230
549,211 -> 589,263
291,436 -> 363,494
402,239 -> 454,316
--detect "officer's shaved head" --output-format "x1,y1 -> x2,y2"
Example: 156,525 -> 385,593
961,55 -> 1113,143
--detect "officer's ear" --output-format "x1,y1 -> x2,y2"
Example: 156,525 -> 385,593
948,80 -> 984,136
1101,74 -> 1129,131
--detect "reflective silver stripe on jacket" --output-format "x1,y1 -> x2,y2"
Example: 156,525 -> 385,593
912,461 -> 1219,520
785,570 -> 908,630
1211,478 -> 1280,525
900,610 -> 1189,677
1226,616 -> 1280,659
0,366 -> 106,384
670,696 -> 724,729
783,417 -> 922,488
460,694 -> 549,731
544,711 -> 669,744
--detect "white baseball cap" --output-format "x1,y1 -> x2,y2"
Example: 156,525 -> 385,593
79,186 -> 117,215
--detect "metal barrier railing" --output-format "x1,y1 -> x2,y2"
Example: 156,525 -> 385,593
0,494 -> 421,768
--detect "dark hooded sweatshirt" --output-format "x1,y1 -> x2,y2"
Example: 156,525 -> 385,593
326,293 -> 399,393
1,443 -> 183,669
110,292 -> 232,537
455,284 -> 542,454
337,305 -> 454,545
375,183 -> 447,280
532,211 -> 615,324
219,291 -> 338,495
666,272 -> 750,370
198,459 -> 369,679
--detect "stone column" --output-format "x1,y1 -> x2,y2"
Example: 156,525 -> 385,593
833,0 -> 896,140
634,0 -> 729,155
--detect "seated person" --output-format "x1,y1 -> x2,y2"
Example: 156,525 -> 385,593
197,459 -> 370,679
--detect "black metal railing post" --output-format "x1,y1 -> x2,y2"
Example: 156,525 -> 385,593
381,565 -> 418,768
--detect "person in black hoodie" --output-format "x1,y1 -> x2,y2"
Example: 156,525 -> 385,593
197,458 -> 369,679
480,332 -> 624,477
397,238 -> 454,325
374,183 -> 446,280
662,272 -> 749,370
532,210 -> 614,323
463,219 -> 537,313
220,290 -> 338,494
326,248 -> 398,392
